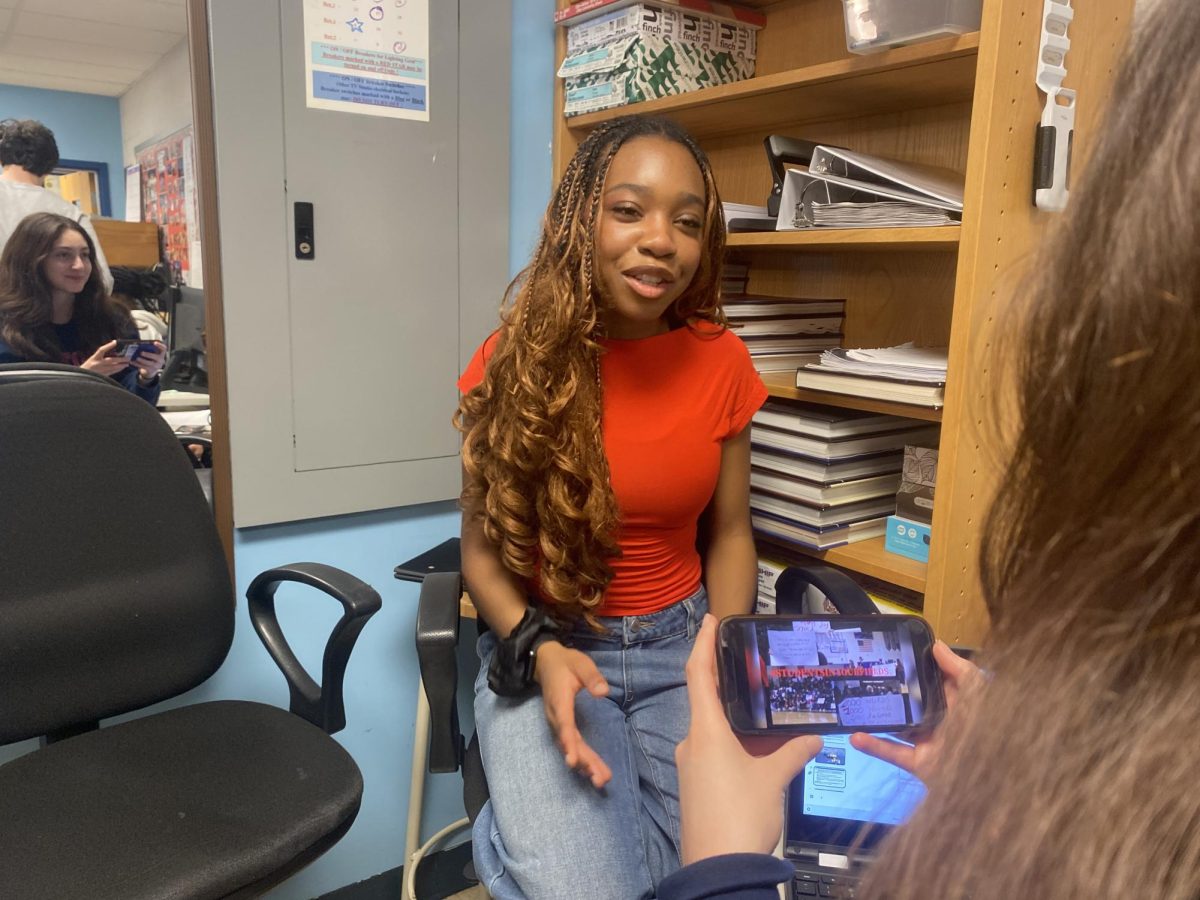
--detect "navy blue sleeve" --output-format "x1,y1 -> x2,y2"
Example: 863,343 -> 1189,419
0,337 -> 23,364
113,366 -> 162,406
657,853 -> 794,900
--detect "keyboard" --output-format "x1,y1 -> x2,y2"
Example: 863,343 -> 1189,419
793,871 -> 858,898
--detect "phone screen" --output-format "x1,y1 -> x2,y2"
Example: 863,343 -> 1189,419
718,615 -> 941,735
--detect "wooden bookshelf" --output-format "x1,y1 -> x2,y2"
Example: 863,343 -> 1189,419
554,0 -> 1135,644
92,219 -> 161,268
759,372 -> 944,422
727,227 -> 960,252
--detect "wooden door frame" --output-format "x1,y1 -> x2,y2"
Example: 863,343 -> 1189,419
185,0 -> 234,573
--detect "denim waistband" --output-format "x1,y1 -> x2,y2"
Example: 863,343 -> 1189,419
568,585 -> 708,647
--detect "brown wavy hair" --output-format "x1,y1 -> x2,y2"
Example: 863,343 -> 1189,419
859,5 -> 1200,898
455,115 -> 727,622
0,212 -> 132,360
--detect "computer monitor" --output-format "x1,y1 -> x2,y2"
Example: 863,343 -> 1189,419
161,285 -> 207,393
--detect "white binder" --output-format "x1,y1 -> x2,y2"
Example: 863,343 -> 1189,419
775,146 -> 965,231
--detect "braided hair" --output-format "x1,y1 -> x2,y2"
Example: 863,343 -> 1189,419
455,115 -> 727,623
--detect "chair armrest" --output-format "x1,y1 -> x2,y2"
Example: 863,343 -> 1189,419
246,562 -> 383,735
774,565 -> 878,616
415,571 -> 465,774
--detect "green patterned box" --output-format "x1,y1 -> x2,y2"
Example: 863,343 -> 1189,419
560,34 -> 755,117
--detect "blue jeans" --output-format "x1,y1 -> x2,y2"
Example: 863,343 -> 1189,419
471,586 -> 708,900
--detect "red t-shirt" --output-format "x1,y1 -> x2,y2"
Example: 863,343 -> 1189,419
459,321 -> 767,617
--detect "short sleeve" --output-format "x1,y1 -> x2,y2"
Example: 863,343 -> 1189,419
722,331 -> 768,440
457,330 -> 501,393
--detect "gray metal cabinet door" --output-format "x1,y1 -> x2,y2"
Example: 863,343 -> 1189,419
279,1 -> 460,472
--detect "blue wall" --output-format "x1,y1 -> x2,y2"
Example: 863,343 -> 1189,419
509,0 -> 556,277
0,84 -> 126,219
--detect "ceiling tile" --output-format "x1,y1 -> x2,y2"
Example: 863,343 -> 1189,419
19,0 -> 186,35
0,50 -> 143,84
4,34 -> 163,71
0,66 -> 126,96
12,10 -> 182,53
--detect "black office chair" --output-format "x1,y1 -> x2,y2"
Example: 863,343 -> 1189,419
0,363 -> 383,899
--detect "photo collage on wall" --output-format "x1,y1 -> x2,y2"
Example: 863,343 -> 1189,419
135,125 -> 200,287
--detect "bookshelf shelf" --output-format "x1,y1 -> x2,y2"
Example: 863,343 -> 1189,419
760,372 -> 944,423
564,33 -> 980,140
727,228 -> 961,252
798,537 -> 928,593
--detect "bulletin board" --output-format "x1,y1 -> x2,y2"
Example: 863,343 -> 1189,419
135,125 -> 200,286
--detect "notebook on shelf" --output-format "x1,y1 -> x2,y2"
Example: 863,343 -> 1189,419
751,493 -> 896,529
752,514 -> 889,551
783,734 -> 926,898
752,422 -> 941,460
750,446 -> 904,484
753,400 -> 926,440
750,469 -> 902,508
793,369 -> 946,409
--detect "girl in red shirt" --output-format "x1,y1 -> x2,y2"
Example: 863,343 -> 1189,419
456,114 -> 766,899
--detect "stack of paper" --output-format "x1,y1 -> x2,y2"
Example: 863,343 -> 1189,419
817,346 -> 948,382
809,201 -> 958,228
722,201 -> 770,227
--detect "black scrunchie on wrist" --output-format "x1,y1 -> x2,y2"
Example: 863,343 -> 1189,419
487,606 -> 562,697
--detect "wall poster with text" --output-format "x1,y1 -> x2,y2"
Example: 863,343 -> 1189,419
303,0 -> 430,121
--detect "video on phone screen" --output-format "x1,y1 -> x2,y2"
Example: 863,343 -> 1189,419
739,620 -> 929,729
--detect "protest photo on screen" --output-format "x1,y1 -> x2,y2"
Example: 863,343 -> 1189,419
742,618 -> 928,729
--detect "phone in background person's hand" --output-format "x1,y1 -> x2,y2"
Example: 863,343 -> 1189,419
107,338 -> 161,361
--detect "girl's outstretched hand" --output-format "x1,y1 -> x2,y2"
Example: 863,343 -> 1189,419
850,640 -> 982,784
675,614 -> 822,866
534,641 -> 613,789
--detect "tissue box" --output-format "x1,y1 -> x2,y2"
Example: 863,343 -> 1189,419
560,33 -> 755,117
885,514 -> 932,563
895,444 -> 937,525
566,3 -> 757,58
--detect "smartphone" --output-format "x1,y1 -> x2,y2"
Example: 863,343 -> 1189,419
717,614 -> 945,736
108,339 -> 161,361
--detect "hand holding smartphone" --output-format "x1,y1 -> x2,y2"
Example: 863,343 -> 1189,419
717,614 -> 946,736
107,338 -> 162,361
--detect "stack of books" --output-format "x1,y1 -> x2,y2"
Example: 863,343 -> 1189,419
749,400 -> 940,552
795,345 -> 949,408
725,296 -> 846,373
722,261 -> 750,296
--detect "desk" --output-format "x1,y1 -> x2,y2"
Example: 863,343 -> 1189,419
157,390 -> 210,411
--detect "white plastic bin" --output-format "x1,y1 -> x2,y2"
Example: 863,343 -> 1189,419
840,0 -> 983,54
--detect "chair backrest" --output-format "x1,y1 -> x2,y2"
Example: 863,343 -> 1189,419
0,364 -> 234,743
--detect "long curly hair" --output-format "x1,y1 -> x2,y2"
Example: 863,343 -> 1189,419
456,115 -> 727,622
0,212 -> 132,361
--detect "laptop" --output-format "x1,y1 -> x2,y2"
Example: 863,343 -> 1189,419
783,733 -> 925,898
